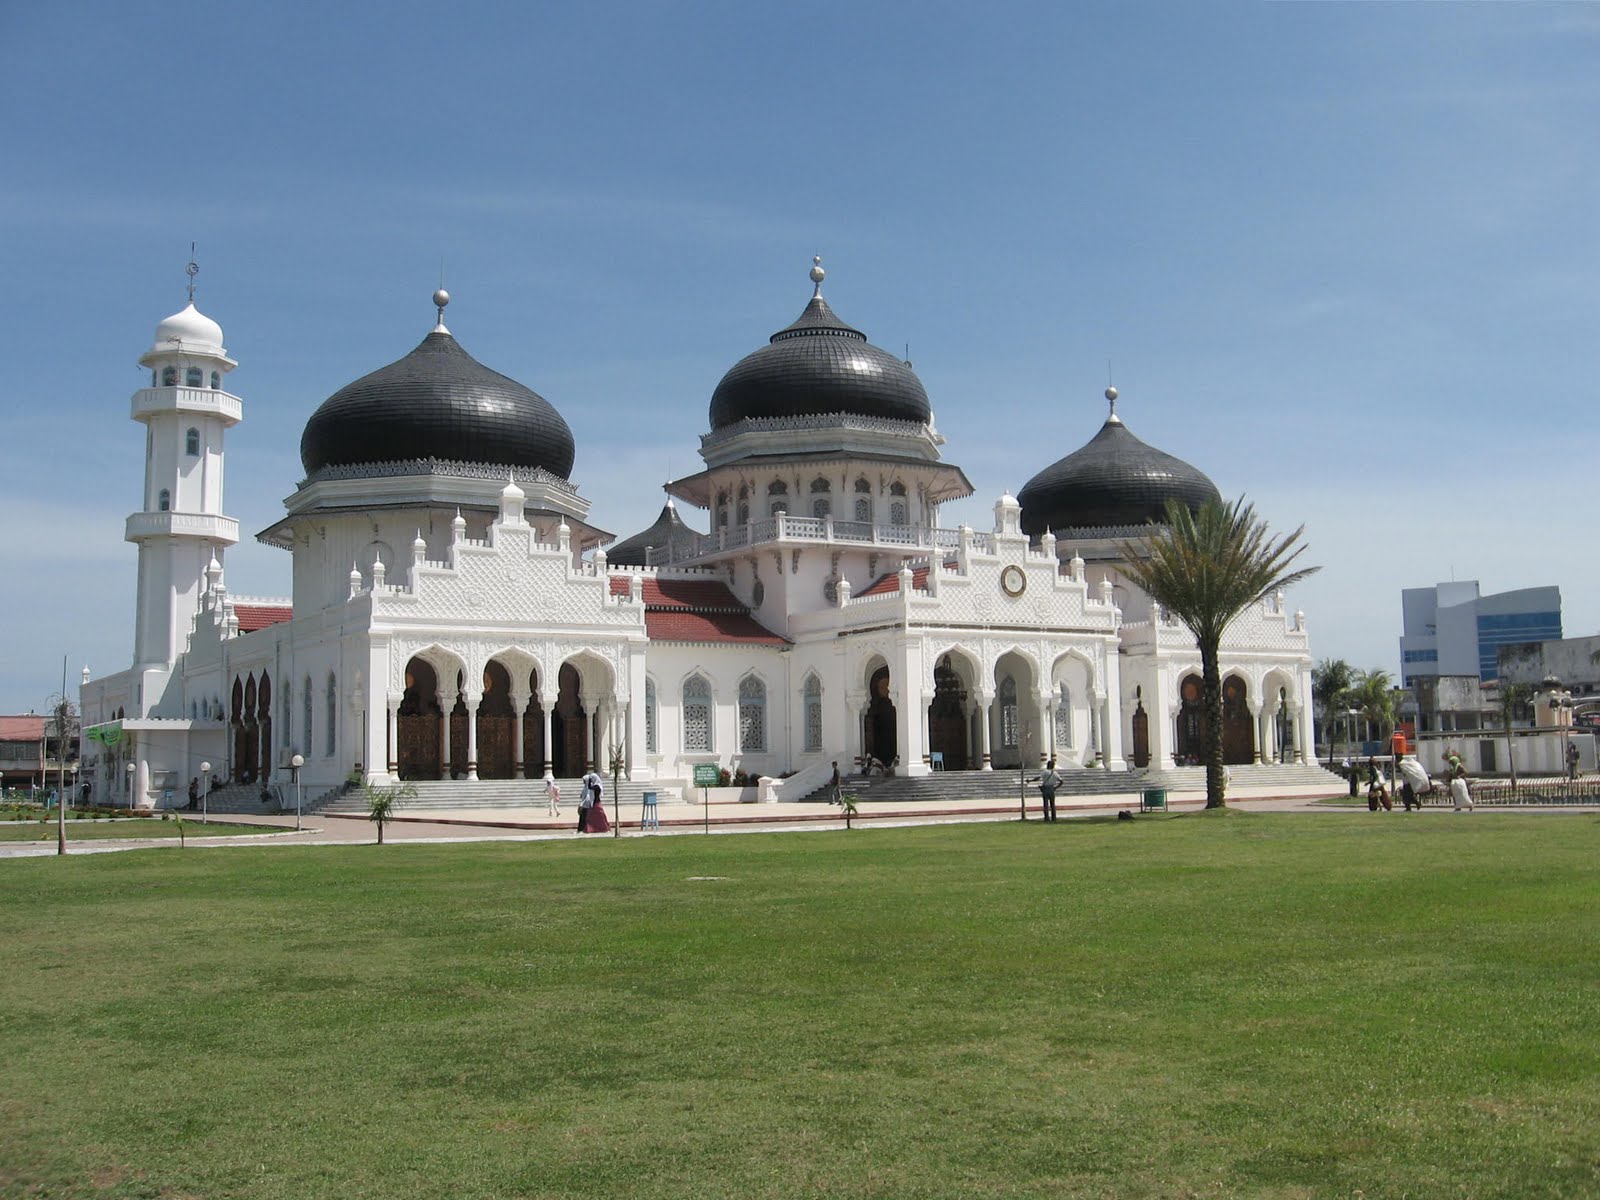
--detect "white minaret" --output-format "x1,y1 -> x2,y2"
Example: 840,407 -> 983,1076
127,262 -> 241,674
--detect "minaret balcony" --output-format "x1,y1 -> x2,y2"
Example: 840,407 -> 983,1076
125,511 -> 240,545
131,387 -> 242,425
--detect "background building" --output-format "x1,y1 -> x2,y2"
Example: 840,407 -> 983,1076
1399,581 -> 1561,685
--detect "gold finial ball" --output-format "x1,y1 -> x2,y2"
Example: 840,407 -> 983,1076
433,288 -> 450,309
1105,386 -> 1118,403
810,255 -> 825,285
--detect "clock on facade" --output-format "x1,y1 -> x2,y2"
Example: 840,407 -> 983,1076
1000,564 -> 1026,597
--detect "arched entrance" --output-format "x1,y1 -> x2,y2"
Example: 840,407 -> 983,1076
521,669 -> 544,779
1176,674 -> 1204,765
397,658 -> 444,780
1131,692 -> 1151,768
230,677 -> 246,779
551,663 -> 587,776
928,655 -> 969,769
1175,673 -> 1256,766
1222,676 -> 1254,764
242,675 -> 259,783
448,672 -> 468,779
258,673 -> 272,782
865,665 -> 897,766
476,661 -> 516,779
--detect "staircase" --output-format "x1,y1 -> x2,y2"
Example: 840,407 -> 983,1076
1137,762 -> 1344,792
794,767 -> 1149,807
793,761 -> 1342,807
315,777 -> 684,816
188,781 -> 286,814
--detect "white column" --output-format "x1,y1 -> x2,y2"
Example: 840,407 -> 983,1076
1250,703 -> 1264,763
1292,703 -> 1310,764
1088,693 -> 1103,766
1036,694 -> 1052,765
465,691 -> 481,781
386,695 -> 400,779
541,694 -> 556,776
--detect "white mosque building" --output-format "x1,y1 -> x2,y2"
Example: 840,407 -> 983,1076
80,260 -> 1316,809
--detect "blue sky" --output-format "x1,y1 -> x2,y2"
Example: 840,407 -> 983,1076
3,2 -> 1597,712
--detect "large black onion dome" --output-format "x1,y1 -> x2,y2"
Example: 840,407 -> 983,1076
300,325 -> 575,478
1018,396 -> 1220,537
605,501 -> 702,566
709,260 -> 931,430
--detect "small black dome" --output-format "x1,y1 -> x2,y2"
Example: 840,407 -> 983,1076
709,283 -> 930,430
1018,413 -> 1220,537
300,330 -> 575,478
605,502 -> 703,566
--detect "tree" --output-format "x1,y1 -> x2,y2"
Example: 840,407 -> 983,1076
1497,681 -> 1533,789
1312,658 -> 1355,765
1348,669 -> 1397,748
365,781 -> 416,844
46,689 -> 79,857
1121,498 -> 1318,809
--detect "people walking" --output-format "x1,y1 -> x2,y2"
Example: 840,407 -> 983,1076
187,777 -> 199,811
1566,741 -> 1580,781
543,772 -> 561,818
1450,766 -> 1474,812
578,768 -> 604,833
1037,758 -> 1062,822
829,761 -> 841,804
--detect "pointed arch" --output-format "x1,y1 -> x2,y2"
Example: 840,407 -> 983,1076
802,672 -> 823,753
682,673 -> 713,753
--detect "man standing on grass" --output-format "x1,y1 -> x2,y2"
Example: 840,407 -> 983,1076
1038,758 -> 1062,823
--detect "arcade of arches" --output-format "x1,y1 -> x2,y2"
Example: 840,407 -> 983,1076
393,657 -> 597,781
228,671 -> 272,783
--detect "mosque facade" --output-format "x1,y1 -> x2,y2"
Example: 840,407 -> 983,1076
80,261 -> 1315,808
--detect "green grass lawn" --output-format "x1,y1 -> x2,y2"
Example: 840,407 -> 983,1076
0,818 -> 285,841
1,813 -> 1597,1199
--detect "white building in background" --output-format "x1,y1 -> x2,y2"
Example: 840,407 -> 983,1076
81,261 -> 1316,808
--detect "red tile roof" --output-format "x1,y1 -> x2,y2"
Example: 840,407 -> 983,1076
0,715 -> 45,741
858,559 -> 956,597
606,574 -> 788,645
235,604 -> 293,632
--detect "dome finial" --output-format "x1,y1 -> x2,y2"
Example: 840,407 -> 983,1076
810,254 -> 825,297
1105,385 -> 1120,425
185,244 -> 199,304
432,287 -> 451,335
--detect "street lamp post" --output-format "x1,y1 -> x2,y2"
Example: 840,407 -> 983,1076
1346,708 -> 1361,761
125,760 -> 135,807
200,761 -> 210,824
291,754 -> 304,831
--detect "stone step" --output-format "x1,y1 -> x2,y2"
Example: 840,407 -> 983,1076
317,778 -> 684,814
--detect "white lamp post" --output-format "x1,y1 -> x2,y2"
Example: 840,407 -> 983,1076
1346,708 -> 1361,760
200,761 -> 210,824
125,760 -> 135,806
291,753 -> 304,831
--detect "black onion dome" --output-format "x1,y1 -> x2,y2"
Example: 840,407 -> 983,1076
709,274 -> 931,430
300,330 -> 575,478
605,502 -> 702,566
1018,411 -> 1220,537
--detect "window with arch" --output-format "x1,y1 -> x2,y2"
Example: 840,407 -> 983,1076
325,673 -> 337,757
803,675 -> 823,753
888,481 -> 908,526
682,675 -> 712,752
185,427 -> 200,457
715,491 -> 730,529
210,371 -> 221,389
767,480 -> 788,518
185,367 -> 203,388
999,676 -> 1019,749
1054,683 -> 1073,748
161,366 -> 177,387
810,479 -> 832,520
644,678 -> 658,754
854,496 -> 871,523
302,676 -> 313,757
738,675 -> 767,752
737,500 -> 750,526
157,489 -> 171,512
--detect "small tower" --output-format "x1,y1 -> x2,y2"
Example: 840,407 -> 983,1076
128,260 -> 242,672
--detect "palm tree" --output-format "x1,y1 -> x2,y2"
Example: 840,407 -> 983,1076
1312,658 -> 1355,765
1348,669 -> 1397,749
365,781 -> 417,844
1121,498 -> 1318,809
1497,681 -> 1532,789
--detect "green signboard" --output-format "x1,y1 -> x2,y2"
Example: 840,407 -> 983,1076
692,763 -> 721,788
